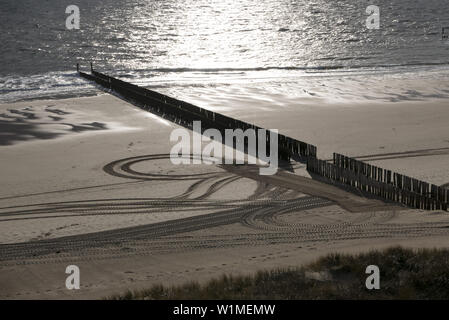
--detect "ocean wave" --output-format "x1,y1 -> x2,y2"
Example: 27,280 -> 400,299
0,71 -> 99,103
118,62 -> 449,75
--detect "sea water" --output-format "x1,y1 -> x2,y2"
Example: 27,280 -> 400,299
1,0 -> 449,104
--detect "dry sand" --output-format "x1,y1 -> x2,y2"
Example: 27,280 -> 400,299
0,92 -> 448,299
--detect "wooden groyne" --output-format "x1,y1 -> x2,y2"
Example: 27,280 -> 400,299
78,65 -> 447,211
78,65 -> 317,161
307,154 -> 448,210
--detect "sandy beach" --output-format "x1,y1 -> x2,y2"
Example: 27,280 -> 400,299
0,89 -> 448,299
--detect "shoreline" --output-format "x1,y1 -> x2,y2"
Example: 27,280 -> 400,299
3,62 -> 449,105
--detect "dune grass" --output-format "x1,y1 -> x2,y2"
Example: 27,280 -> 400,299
109,246 -> 449,300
